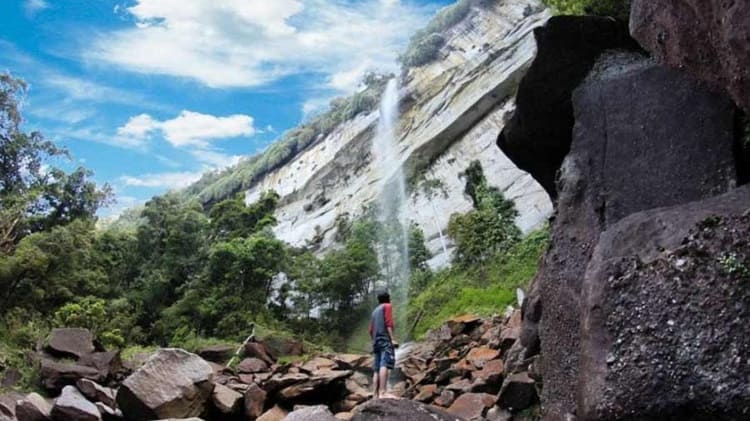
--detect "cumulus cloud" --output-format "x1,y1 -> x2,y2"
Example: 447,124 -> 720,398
120,171 -> 203,189
116,110 -> 255,148
90,0 -> 436,91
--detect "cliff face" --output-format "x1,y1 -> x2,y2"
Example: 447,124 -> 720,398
244,0 -> 553,267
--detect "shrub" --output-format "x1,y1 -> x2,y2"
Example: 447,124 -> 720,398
543,0 -> 631,21
398,0 -> 473,68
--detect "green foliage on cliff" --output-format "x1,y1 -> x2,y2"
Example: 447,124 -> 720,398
448,161 -> 521,266
408,227 -> 548,338
543,0 -> 631,21
398,0 -> 473,68
186,73 -> 393,205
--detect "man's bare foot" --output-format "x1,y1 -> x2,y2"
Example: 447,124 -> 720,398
380,392 -> 400,399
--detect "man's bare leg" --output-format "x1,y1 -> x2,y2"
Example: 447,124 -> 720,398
372,373 -> 379,399
379,366 -> 393,398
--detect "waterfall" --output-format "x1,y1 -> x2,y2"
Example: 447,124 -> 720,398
372,78 -> 411,316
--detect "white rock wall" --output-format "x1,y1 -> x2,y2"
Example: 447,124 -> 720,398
246,0 -> 553,268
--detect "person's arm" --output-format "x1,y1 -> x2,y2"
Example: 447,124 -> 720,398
384,303 -> 398,346
369,319 -> 374,339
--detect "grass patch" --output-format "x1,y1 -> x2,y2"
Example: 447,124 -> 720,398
408,227 -> 548,338
543,0 -> 631,21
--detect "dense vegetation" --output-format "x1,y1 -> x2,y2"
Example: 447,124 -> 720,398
543,0 -> 631,21
398,0 -> 474,68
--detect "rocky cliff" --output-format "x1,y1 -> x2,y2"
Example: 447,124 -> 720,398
243,0 -> 553,267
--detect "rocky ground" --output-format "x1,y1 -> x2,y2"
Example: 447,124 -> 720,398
0,309 -> 537,421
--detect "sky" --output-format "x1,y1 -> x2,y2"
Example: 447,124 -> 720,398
0,0 -> 453,216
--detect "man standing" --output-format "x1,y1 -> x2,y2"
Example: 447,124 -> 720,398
369,290 -> 398,399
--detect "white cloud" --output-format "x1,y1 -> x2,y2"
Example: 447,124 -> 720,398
120,171 -> 203,189
116,110 -> 255,148
24,0 -> 48,16
89,0 -> 437,91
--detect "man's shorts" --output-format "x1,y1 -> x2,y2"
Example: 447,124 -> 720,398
373,342 -> 395,372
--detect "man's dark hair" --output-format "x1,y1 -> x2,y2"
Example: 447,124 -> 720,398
377,290 -> 391,304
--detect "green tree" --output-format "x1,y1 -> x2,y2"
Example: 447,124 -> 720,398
448,161 -> 521,266
0,74 -> 111,254
209,191 -> 278,241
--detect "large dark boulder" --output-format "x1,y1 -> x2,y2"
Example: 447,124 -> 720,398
352,399 -> 463,421
16,393 -> 53,421
46,329 -> 96,360
285,405 -> 337,421
630,0 -> 750,114
579,185 -> 750,420
40,359 -> 103,393
535,54 -> 737,420
497,16 -> 640,199
116,349 -> 214,421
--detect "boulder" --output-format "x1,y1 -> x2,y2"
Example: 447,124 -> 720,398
328,355 -> 370,371
277,370 -> 351,400
351,399 -> 460,421
261,337 -> 303,358
300,357 -> 337,373
485,407 -> 512,421
76,379 -> 116,408
497,372 -> 537,412
51,386 -> 101,421
78,352 -> 122,380
472,359 -> 504,385
413,384 -> 437,403
535,52 -> 738,419
0,391 -> 23,418
465,347 -> 499,369
237,358 -> 269,374
256,405 -> 287,421
40,359 -> 103,392
579,185 -> 750,420
46,329 -> 95,360
447,393 -> 496,421
243,342 -> 275,366
15,393 -> 52,421
433,390 -> 455,408
630,0 -> 750,114
497,16 -> 640,198
285,405 -> 336,421
445,315 -> 481,336
95,402 -> 122,421
197,345 -> 235,364
210,384 -> 242,415
116,349 -> 214,420
243,383 -> 266,420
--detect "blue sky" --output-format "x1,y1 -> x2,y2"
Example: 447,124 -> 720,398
0,0 -> 452,216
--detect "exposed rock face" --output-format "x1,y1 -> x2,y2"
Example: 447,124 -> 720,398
579,185 -> 750,420
16,393 -> 53,421
244,0 -> 553,268
522,52 -> 738,419
630,0 -> 750,113
351,399 -> 460,421
497,16 -> 640,198
116,349 -> 214,420
76,379 -> 116,409
46,328 -> 96,360
51,386 -> 101,421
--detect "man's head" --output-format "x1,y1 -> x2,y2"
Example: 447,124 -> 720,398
377,290 -> 391,304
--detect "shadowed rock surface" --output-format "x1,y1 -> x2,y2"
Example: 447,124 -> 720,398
352,399 -> 463,421
497,16 -> 640,198
523,52 -> 738,419
579,185 -> 750,420
630,0 -> 750,114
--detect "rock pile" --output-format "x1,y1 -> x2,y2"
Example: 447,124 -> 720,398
3,330 -> 379,421
395,312 -> 540,421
